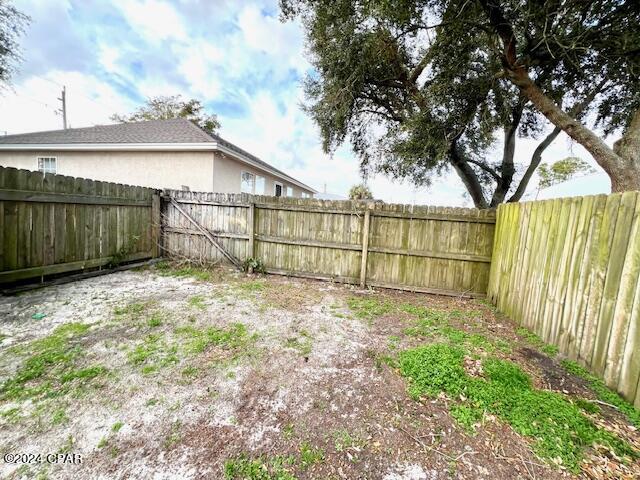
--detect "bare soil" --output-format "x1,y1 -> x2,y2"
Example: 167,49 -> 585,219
0,266 -> 637,479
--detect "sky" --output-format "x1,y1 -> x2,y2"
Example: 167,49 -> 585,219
0,0 -> 612,205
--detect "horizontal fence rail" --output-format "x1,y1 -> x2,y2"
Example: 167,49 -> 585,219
162,190 -> 496,297
488,192 -> 640,406
0,166 -> 160,284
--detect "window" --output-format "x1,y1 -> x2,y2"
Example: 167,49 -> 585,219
274,182 -> 283,197
241,171 -> 255,193
255,176 -> 265,195
301,192 -> 310,199
37,157 -> 56,175
241,172 -> 265,194
286,186 -> 293,197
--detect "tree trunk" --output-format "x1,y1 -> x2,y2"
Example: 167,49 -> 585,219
612,108 -> 640,191
449,144 -> 489,209
490,104 -> 522,206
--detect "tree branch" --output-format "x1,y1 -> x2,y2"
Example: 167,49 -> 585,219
408,54 -> 429,84
479,0 -> 632,191
466,158 -> 501,182
508,126 -> 561,202
508,78 -> 610,202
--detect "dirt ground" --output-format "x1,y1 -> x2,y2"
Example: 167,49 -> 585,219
0,264 -> 638,480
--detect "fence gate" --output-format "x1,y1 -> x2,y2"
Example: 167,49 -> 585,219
162,189 -> 496,297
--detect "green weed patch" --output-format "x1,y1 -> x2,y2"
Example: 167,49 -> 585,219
155,262 -> 214,282
175,323 -> 254,355
224,454 -> 296,480
127,334 -> 179,373
403,307 -> 511,353
561,359 -> 640,428
516,327 -> 559,356
347,297 -> 392,320
399,343 -> 637,471
0,323 -> 107,402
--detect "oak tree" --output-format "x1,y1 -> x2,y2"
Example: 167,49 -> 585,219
111,95 -> 221,134
281,0 -> 639,206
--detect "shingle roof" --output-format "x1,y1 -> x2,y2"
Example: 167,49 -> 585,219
0,118 -> 316,192
0,118 -> 214,144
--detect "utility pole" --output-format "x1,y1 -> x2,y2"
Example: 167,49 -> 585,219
57,86 -> 67,129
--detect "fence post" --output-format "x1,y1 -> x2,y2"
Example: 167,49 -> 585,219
247,201 -> 255,263
151,192 -> 161,258
360,208 -> 371,287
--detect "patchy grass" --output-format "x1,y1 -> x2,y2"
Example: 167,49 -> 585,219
516,326 -> 559,356
399,343 -> 637,471
127,323 -> 255,374
164,420 -> 182,449
127,334 -> 179,374
0,406 -> 22,423
223,443 -> 323,480
0,323 -> 107,402
561,359 -> 640,428
299,442 -> 324,469
284,330 -> 313,357
224,454 -> 296,480
332,429 -> 366,453
402,307 -> 511,354
111,421 -> 124,433
146,313 -> 164,328
187,295 -> 207,310
155,261 -> 214,282
236,280 -> 267,294
175,323 -> 255,356
346,296 -> 392,320
114,302 -> 148,317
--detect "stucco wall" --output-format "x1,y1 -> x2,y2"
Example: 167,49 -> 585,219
0,151 -> 215,191
0,150 -> 314,196
213,153 -> 309,197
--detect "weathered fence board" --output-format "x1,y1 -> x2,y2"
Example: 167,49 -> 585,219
488,192 -> 640,406
163,190 -> 496,297
0,166 -> 160,285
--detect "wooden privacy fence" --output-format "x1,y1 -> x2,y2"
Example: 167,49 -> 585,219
162,190 -> 496,297
488,192 -> 640,406
0,166 -> 160,285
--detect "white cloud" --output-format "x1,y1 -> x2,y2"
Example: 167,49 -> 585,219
113,0 -> 188,42
237,4 -> 308,72
174,40 -> 224,98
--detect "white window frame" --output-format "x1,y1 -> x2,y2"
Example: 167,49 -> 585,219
286,186 -> 293,197
301,192 -> 310,198
37,156 -> 57,175
274,181 -> 283,197
241,171 -> 255,194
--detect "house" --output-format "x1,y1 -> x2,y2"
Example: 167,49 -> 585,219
0,118 -> 316,197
